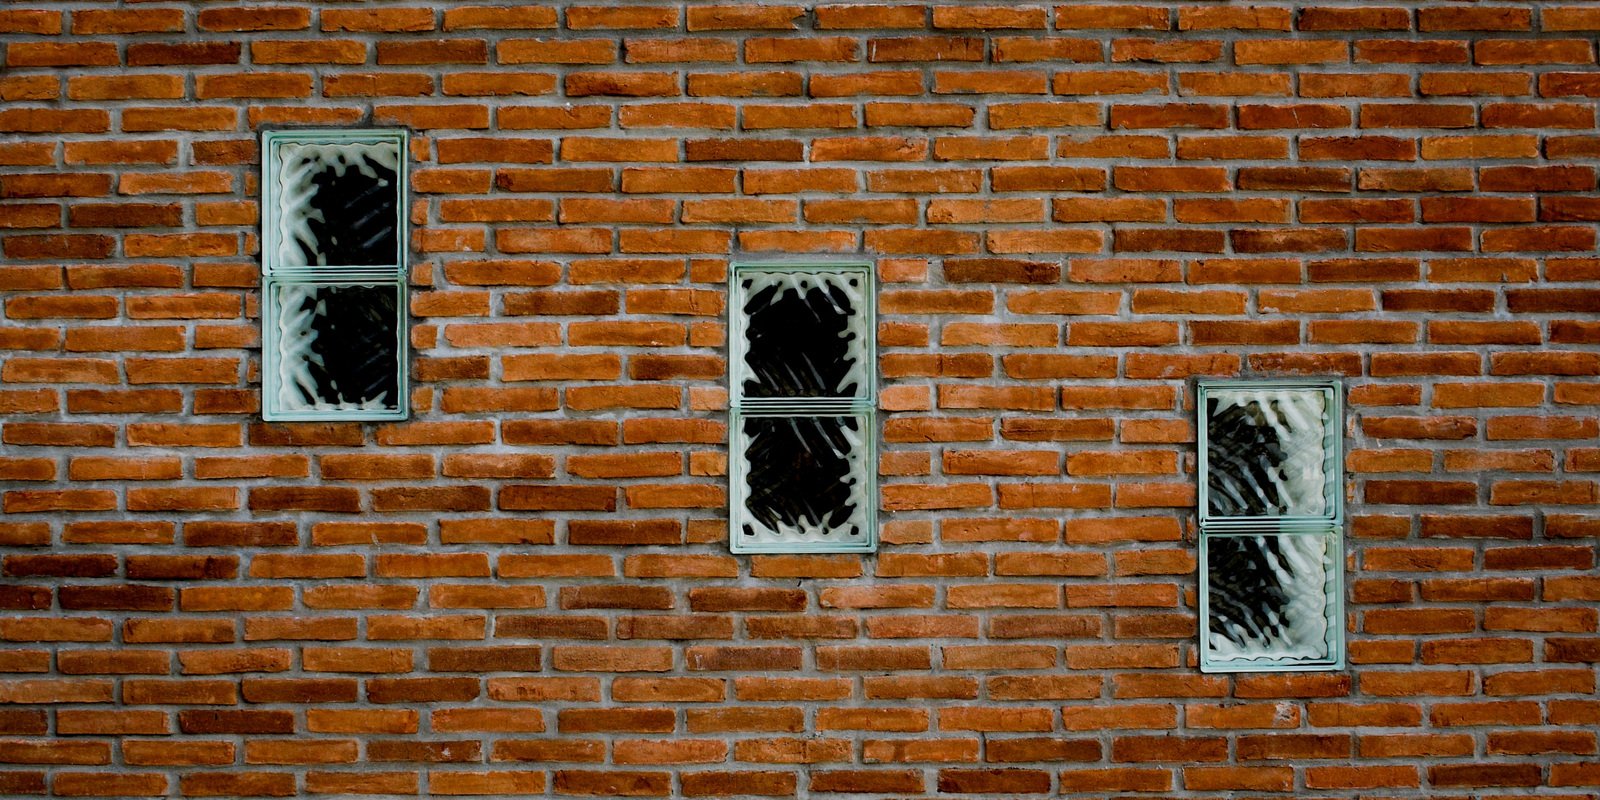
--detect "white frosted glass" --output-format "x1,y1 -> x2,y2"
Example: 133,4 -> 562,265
736,415 -> 869,546
1206,388 -> 1331,518
272,283 -> 400,413
737,270 -> 869,400
274,141 -> 401,269
1206,533 -> 1334,664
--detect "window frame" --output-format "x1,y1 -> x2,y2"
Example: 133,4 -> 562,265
1196,378 -> 1345,673
259,128 -> 410,422
727,261 -> 877,554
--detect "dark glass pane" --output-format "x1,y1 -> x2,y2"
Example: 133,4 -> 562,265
1206,533 -> 1333,663
739,416 -> 866,541
274,284 -> 399,412
278,143 -> 399,267
740,272 -> 866,398
1206,388 -> 1331,518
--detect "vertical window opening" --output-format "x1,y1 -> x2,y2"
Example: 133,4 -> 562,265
729,263 -> 876,554
1197,380 -> 1344,672
260,129 -> 409,421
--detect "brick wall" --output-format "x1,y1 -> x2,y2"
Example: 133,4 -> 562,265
2,2 -> 1599,796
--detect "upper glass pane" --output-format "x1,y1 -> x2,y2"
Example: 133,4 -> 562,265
735,267 -> 872,402
1203,384 -> 1337,522
264,131 -> 404,272
1204,530 -> 1338,668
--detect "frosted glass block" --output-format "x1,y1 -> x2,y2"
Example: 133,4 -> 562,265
269,283 -> 401,414
729,263 -> 876,553
736,270 -> 869,400
733,414 -> 872,552
272,140 -> 401,269
1205,386 -> 1335,520
1205,531 -> 1338,667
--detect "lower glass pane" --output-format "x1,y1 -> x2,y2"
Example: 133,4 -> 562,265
734,414 -> 872,552
269,282 -> 401,415
1204,529 -> 1339,669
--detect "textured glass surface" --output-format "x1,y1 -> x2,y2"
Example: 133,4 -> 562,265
739,271 -> 867,399
1206,533 -> 1333,663
1206,388 -> 1330,518
272,284 -> 400,412
738,416 -> 867,543
275,142 -> 400,268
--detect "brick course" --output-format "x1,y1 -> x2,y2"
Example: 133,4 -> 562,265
2,2 -> 1599,796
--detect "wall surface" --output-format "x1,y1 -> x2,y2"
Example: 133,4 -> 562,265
2,1 -> 1600,797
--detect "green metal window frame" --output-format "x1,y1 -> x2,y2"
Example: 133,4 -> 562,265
259,128 -> 409,422
728,262 -> 877,554
1196,379 -> 1345,672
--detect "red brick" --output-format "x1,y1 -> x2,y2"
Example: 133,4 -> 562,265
0,6 -> 1595,786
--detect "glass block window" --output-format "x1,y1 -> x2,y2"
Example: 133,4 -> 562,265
729,263 -> 876,554
260,129 -> 408,421
1197,380 -> 1344,672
